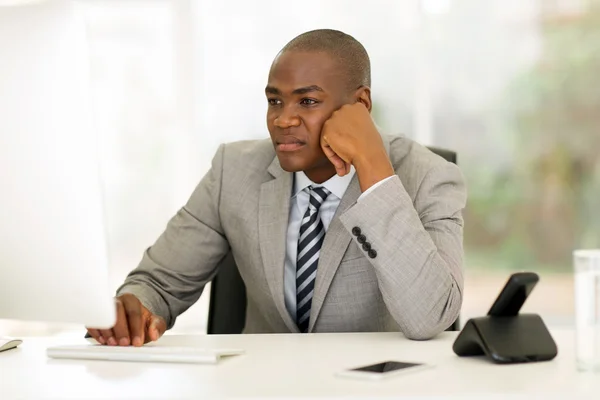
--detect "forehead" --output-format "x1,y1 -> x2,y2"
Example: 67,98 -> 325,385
267,51 -> 344,93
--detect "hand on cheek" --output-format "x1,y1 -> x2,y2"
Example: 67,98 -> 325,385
320,102 -> 381,175
320,102 -> 394,190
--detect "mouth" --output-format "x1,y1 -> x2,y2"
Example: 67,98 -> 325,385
275,137 -> 306,152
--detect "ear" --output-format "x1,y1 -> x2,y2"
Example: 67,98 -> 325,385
353,86 -> 372,112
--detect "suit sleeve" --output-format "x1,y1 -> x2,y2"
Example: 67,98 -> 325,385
339,162 -> 466,340
116,144 -> 229,329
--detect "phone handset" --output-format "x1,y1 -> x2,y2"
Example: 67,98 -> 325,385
487,272 -> 539,317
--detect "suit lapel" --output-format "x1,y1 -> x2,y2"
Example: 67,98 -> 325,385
308,175 -> 360,332
308,134 -> 392,332
258,157 -> 299,333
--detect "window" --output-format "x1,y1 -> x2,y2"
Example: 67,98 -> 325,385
3,0 -> 594,336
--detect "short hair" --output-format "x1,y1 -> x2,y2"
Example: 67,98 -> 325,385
279,29 -> 371,91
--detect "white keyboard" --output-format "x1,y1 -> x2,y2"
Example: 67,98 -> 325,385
47,345 -> 244,364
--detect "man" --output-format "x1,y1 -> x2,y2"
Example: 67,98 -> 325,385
87,29 -> 466,347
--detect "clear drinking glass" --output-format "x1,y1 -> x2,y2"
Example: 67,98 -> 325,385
574,249 -> 600,372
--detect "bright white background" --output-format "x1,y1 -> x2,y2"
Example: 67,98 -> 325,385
2,0 -> 596,336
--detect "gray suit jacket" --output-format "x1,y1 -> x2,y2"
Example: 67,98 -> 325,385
118,134 -> 467,339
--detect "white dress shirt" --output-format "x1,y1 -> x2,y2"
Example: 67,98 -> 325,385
283,168 -> 392,322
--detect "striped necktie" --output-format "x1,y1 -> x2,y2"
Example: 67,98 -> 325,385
296,185 -> 331,333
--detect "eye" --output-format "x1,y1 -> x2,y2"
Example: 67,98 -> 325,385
300,98 -> 318,106
268,98 -> 281,106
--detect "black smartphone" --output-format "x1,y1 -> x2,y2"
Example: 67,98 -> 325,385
487,272 -> 539,316
336,361 -> 433,380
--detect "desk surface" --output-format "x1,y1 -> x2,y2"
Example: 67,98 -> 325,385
1,329 -> 598,399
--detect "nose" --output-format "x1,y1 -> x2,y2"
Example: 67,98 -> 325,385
273,106 -> 301,129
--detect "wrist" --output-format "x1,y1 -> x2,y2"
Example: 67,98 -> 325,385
354,150 -> 395,192
354,148 -> 392,172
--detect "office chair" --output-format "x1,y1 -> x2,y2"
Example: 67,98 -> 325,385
207,146 -> 461,334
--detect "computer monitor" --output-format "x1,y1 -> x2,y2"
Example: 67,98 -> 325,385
0,0 -> 115,329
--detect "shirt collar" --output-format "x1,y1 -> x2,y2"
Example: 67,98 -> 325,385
292,166 -> 355,200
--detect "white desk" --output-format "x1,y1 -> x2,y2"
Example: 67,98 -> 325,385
1,329 -> 598,399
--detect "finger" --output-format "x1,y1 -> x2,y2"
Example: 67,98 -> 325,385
327,148 -> 351,177
333,157 -> 349,176
146,315 -> 167,343
112,299 -> 131,346
320,142 -> 337,162
99,327 -> 115,346
328,152 -> 347,176
86,328 -> 104,345
321,142 -> 346,176
122,296 -> 144,347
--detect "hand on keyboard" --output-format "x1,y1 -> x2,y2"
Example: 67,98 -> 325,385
86,293 -> 167,347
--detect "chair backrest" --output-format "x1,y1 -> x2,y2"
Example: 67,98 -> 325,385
207,146 -> 460,334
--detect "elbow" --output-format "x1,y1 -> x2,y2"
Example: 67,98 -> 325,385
404,331 -> 436,341
402,317 -> 457,341
402,292 -> 463,341
402,325 -> 443,341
